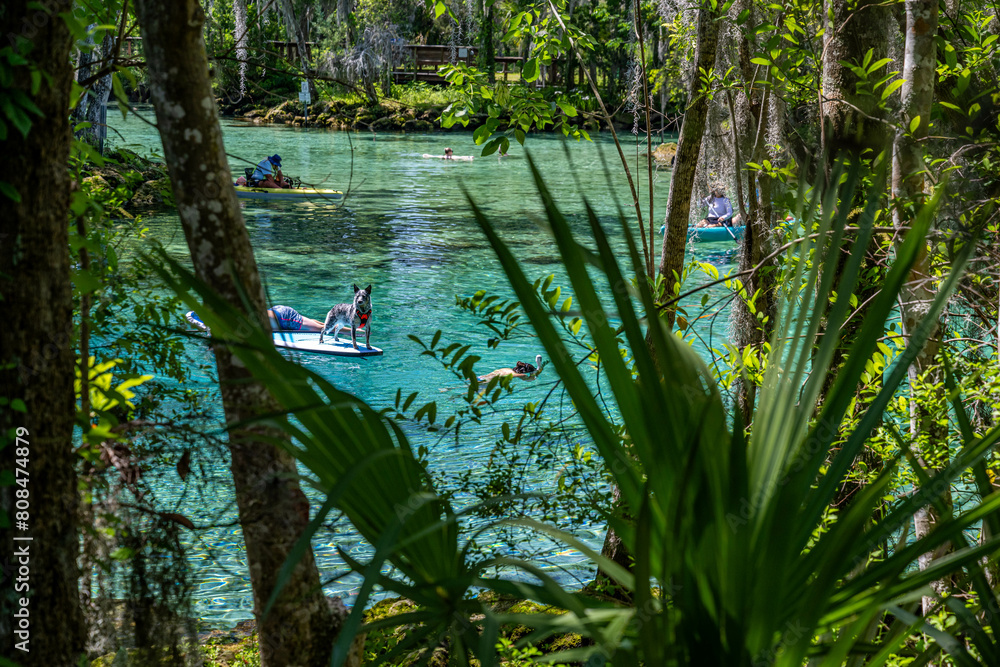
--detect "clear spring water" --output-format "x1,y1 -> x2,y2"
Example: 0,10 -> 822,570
108,109 -> 739,625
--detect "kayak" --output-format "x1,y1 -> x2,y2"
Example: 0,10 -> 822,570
688,225 -> 744,242
659,224 -> 746,242
234,185 -> 343,201
272,331 -> 383,358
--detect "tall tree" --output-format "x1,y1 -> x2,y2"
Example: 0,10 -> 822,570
74,30 -> 116,153
728,0 -> 778,425
280,0 -> 317,100
0,2 -> 86,665
891,0 -> 942,615
133,1 -> 335,663
600,0 -> 723,591
656,0 -> 722,328
819,0 -> 891,406
820,0 -> 890,164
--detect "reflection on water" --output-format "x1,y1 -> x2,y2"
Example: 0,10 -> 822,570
110,110 -> 739,624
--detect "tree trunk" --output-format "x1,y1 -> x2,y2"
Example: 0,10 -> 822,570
655,0 -> 722,328
819,0 -> 889,358
280,0 -> 317,100
478,0 -> 496,84
594,486 -> 632,600
821,0 -> 890,164
891,0 -> 944,616
600,0 -> 722,592
75,31 -> 116,153
727,0 -> 778,426
133,1 -> 335,664
0,2 -> 86,665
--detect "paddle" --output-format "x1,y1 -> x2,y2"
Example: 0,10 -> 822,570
722,217 -> 738,241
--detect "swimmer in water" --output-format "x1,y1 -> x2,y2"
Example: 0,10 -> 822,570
477,355 -> 544,386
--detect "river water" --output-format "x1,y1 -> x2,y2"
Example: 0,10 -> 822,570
108,110 -> 738,625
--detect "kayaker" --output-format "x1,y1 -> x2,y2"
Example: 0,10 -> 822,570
444,147 -> 454,160
696,184 -> 734,227
251,154 -> 290,189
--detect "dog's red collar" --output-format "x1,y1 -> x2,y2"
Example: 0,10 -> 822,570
358,310 -> 371,328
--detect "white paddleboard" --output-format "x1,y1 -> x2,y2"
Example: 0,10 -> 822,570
272,331 -> 383,358
421,154 -> 474,161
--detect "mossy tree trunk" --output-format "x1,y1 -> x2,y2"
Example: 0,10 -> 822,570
820,0 -> 891,164
599,0 -> 723,592
655,0 -> 722,329
728,0 -> 777,427
891,0 -> 946,615
819,0 -> 892,515
280,0 -> 317,101
0,2 -> 86,665
133,1 -> 336,664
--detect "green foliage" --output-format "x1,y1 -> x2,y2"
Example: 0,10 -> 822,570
152,155 -> 1000,665
440,65 -> 589,155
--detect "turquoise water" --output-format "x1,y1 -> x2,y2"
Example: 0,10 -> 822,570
109,110 -> 738,624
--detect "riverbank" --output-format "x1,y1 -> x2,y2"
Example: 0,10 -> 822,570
89,593 -> 587,666
227,97 -> 643,134
81,148 -> 174,213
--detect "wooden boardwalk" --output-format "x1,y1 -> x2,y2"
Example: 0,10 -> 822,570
392,45 -> 524,84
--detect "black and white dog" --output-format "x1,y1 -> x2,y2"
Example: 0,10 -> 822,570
319,284 -> 373,349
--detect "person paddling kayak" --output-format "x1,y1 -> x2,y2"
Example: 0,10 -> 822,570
695,183 -> 734,227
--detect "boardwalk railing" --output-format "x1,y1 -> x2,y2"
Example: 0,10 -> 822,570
392,45 -> 526,83
267,40 -> 317,63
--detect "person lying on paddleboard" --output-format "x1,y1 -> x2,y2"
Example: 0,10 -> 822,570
695,183 -> 734,228
187,305 -> 323,333
421,147 -> 473,160
268,305 -> 324,331
249,154 -> 291,189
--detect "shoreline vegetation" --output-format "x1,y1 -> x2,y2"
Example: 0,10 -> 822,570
90,594 -> 588,666
213,89 -> 670,137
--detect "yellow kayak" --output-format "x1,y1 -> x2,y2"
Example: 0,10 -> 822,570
234,185 -> 343,201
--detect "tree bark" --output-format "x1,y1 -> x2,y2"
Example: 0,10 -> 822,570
655,0 -> 722,328
891,0 -> 944,616
280,0 -> 317,100
728,0 -> 778,426
0,2 -> 86,665
821,0 -> 890,164
819,0 -> 892,510
602,0 -> 722,591
74,31 -> 116,153
133,1 -> 335,664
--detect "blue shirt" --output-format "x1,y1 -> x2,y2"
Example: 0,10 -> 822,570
252,157 -> 276,181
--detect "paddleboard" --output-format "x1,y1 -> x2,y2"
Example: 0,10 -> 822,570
272,331 -> 383,358
421,154 -> 474,161
234,185 -> 344,201
187,312 -> 381,358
